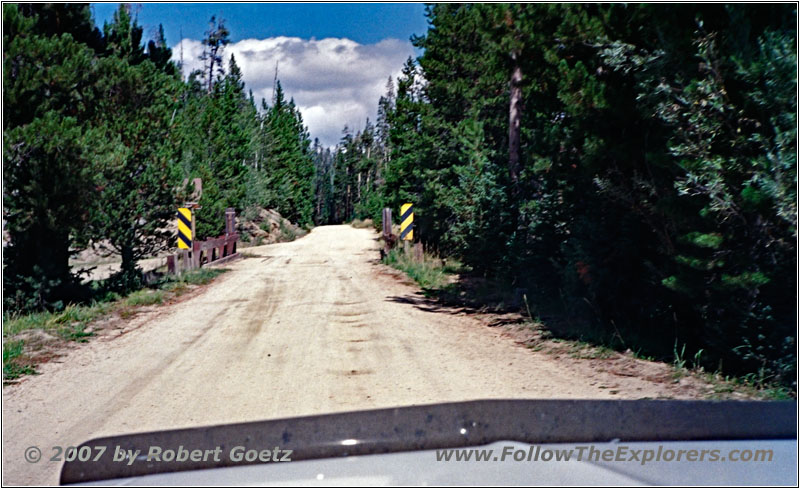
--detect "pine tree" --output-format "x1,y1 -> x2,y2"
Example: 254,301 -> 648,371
88,49 -> 182,290
147,24 -> 176,75
16,3 -> 104,51
376,76 -> 395,170
102,4 -> 145,64
382,3 -> 797,387
193,54 -> 251,238
312,138 -> 335,224
262,82 -> 315,225
382,58 -> 431,233
199,15 -> 230,94
4,115 -> 104,311
3,3 -> 102,310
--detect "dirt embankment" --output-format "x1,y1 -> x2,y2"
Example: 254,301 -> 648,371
236,207 -> 306,246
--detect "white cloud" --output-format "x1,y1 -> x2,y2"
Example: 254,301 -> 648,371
172,36 -> 413,146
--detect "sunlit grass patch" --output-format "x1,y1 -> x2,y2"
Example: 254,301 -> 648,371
124,289 -> 165,306
3,303 -> 108,341
383,246 -> 455,291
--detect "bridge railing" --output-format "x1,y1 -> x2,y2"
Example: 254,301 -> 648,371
167,233 -> 239,274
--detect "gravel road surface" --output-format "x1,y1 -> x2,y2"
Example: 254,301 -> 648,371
2,225 -> 706,485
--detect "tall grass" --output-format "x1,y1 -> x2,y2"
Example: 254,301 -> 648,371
4,302 -> 111,341
383,246 -> 461,291
3,340 -> 36,380
350,218 -> 374,229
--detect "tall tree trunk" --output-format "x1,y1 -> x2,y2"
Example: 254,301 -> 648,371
206,46 -> 217,94
116,243 -> 140,291
508,51 -> 523,193
346,183 -> 351,221
33,228 -> 74,308
120,244 -> 137,276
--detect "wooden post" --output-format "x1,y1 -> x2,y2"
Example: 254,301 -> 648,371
382,208 -> 392,237
180,249 -> 190,274
191,211 -> 199,269
382,208 -> 392,258
225,207 -> 235,236
413,242 -> 424,263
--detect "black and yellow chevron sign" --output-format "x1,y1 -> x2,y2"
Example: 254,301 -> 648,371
177,207 -> 192,249
400,203 -> 414,241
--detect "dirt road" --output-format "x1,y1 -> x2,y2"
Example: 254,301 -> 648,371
2,225 -> 708,485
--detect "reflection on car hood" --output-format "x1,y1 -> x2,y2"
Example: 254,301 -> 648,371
61,399 -> 796,484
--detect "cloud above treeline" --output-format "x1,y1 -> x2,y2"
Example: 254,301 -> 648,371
172,36 -> 414,146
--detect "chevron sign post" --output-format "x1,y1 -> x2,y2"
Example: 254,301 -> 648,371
400,203 -> 413,241
177,207 -> 193,249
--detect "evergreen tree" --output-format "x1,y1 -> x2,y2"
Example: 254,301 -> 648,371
199,15 -> 229,94
312,138 -> 335,224
87,8 -> 183,290
262,82 -> 315,226
15,3 -> 104,51
192,54 -> 251,238
147,24 -> 176,75
102,4 -> 145,64
3,3 -> 102,310
383,58 -> 434,238
4,115 -> 104,311
376,3 -> 796,387
376,76 -> 395,170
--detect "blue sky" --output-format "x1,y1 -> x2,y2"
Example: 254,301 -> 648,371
91,3 -> 428,46
90,3 -> 428,146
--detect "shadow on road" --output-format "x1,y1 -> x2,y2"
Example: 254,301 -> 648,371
383,293 -> 526,329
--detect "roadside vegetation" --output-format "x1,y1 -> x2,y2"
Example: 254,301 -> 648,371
4,4 -> 314,315
337,4 -> 796,396
384,245 -> 792,400
3,4 -> 310,379
383,247 -> 455,291
3,268 -> 227,383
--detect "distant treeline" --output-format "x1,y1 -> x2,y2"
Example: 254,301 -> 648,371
4,4 -> 315,310
313,4 -> 797,389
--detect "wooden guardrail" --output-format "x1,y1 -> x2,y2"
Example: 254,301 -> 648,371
167,233 -> 240,274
